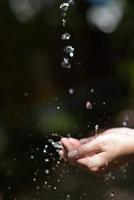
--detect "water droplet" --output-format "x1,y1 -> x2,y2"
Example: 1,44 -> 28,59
66,194 -> 71,200
61,32 -> 71,40
110,193 -> 114,197
57,160 -> 60,165
45,169 -> 50,174
61,57 -> 71,69
103,101 -> 106,105
43,149 -> 47,154
62,19 -> 66,26
48,139 -> 62,150
62,12 -> 67,17
69,88 -> 74,94
95,124 -> 99,135
86,101 -> 93,110
90,88 -> 94,93
45,158 -> 50,163
24,92 -> 29,97
57,106 -> 60,110
60,3 -> 69,12
64,45 -> 74,57
34,172 -> 38,176
30,155 -> 34,159
68,0 -> 75,5
33,178 -> 36,182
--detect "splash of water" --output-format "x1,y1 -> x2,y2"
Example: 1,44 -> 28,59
60,0 -> 75,69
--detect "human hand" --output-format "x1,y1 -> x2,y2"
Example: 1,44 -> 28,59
60,128 -> 134,175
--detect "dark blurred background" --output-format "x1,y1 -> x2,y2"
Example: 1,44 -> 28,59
0,0 -> 134,199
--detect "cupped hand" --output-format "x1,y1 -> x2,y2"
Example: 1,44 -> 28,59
60,128 -> 134,175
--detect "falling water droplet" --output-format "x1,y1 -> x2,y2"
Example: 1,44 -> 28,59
69,88 -> 74,94
62,19 -> 66,27
57,106 -> 60,110
30,155 -> 34,159
91,88 -> 94,93
61,33 -> 71,40
61,57 -> 71,69
60,3 -> 69,11
66,194 -> 71,200
45,169 -> 50,175
33,178 -> 36,182
103,101 -> 106,105
68,0 -> 75,5
110,193 -> 114,197
62,12 -> 67,17
64,45 -> 75,57
45,158 -> 50,163
86,101 -> 93,110
43,149 -> 47,154
48,139 -> 62,151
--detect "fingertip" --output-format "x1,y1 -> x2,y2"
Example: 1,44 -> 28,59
59,150 -> 64,159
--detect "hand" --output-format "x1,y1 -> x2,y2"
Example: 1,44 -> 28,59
60,128 -> 134,175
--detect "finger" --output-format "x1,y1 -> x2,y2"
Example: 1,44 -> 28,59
68,138 -> 102,159
69,138 -> 81,148
59,148 -> 67,158
61,138 -> 75,152
76,154 -> 107,172
80,136 -> 96,145
59,150 -> 64,159
59,150 -> 68,161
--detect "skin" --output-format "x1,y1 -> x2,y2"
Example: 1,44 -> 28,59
59,128 -> 134,175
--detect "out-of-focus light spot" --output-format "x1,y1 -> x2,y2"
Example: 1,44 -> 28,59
116,109 -> 134,127
86,0 -> 126,33
9,0 -> 42,22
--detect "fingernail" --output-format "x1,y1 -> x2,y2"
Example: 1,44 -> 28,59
68,150 -> 79,159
